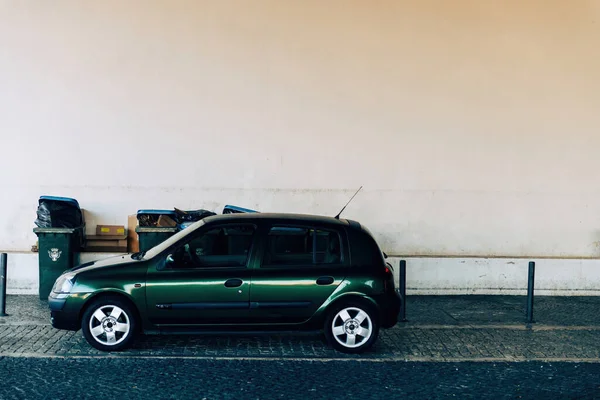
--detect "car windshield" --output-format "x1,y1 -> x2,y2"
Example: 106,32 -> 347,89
141,220 -> 206,260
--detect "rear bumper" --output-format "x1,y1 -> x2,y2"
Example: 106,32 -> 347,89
376,290 -> 402,328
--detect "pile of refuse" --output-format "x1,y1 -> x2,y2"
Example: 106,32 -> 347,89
137,205 -> 258,229
34,196 -> 259,231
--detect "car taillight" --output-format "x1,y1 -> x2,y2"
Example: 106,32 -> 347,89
383,264 -> 394,291
384,267 -> 390,289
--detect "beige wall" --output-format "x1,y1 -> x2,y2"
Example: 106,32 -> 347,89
1,0 -> 600,257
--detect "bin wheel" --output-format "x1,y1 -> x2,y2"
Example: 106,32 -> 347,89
81,297 -> 137,352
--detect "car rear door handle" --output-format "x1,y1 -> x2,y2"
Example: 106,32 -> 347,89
224,278 -> 243,288
316,276 -> 334,285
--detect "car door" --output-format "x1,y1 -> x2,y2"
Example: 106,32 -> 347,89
146,223 -> 258,326
249,224 -> 348,324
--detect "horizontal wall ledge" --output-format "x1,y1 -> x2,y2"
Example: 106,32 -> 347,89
2,253 -> 599,296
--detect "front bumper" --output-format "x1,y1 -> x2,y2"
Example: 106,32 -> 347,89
48,295 -> 66,312
48,293 -> 84,331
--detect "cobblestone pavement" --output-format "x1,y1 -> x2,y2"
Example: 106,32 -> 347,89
1,295 -> 600,360
405,295 -> 600,326
1,358 -> 599,399
2,324 -> 600,360
2,295 -> 600,399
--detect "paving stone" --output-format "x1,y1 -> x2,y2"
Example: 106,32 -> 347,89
1,358 -> 600,400
1,295 -> 600,360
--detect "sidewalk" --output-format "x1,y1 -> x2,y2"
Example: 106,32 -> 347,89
1,295 -> 600,360
403,295 -> 600,326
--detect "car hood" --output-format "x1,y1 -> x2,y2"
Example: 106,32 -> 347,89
70,253 -> 141,274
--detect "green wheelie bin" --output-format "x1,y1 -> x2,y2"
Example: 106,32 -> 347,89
135,226 -> 178,252
135,210 -> 178,252
34,227 -> 83,299
34,196 -> 85,300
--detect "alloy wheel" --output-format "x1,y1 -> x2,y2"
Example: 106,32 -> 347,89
88,305 -> 131,346
331,306 -> 373,349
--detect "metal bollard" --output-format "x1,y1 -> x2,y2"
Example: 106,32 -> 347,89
526,261 -> 535,323
0,253 -> 7,317
399,259 -> 407,322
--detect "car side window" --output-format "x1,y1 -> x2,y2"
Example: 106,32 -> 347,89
170,224 -> 255,269
263,226 -> 342,267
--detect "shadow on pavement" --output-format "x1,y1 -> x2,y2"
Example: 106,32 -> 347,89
404,295 -> 600,326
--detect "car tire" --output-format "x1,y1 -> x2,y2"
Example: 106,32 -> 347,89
324,301 -> 379,354
81,296 -> 138,352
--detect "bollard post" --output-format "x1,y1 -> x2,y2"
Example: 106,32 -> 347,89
399,259 -> 407,322
0,253 -> 7,317
526,261 -> 535,323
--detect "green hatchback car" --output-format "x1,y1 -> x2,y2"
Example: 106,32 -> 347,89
49,213 -> 401,353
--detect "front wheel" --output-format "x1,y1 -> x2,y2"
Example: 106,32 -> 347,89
324,302 -> 379,354
81,297 -> 138,352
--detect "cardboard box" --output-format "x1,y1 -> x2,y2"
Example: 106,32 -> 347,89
96,225 -> 126,236
127,214 -> 139,253
84,235 -> 128,252
156,215 -> 177,228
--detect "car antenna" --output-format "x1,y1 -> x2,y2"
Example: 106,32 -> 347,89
334,186 -> 363,219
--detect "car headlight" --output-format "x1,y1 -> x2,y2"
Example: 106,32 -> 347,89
52,272 -> 77,295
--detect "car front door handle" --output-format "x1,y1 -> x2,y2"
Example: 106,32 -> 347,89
316,276 -> 334,285
224,278 -> 243,288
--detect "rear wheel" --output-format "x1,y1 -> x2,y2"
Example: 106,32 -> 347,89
324,302 -> 379,353
81,297 -> 138,352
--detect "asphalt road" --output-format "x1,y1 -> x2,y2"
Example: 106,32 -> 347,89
0,357 -> 599,400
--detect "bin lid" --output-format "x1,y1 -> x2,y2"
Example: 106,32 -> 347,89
136,209 -> 177,216
33,227 -> 78,234
39,196 -> 80,208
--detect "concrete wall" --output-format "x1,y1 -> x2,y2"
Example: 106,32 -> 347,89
1,1 -> 600,294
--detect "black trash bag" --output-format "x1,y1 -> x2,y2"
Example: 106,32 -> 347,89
173,208 -> 216,224
35,198 -> 83,228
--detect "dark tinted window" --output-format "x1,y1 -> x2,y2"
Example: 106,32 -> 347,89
171,224 -> 255,268
263,226 -> 342,266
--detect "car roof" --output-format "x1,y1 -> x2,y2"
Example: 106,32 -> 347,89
202,212 -> 353,227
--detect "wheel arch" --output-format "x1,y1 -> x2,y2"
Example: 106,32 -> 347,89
317,292 -> 381,326
78,290 -> 143,331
